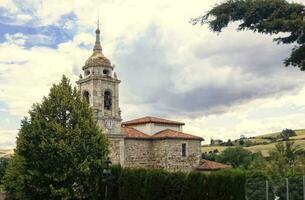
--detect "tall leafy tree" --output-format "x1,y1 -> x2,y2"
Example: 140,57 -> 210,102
3,76 -> 108,199
216,147 -> 253,168
193,0 -> 305,70
267,141 -> 302,176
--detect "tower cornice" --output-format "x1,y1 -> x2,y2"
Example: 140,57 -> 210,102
76,75 -> 121,84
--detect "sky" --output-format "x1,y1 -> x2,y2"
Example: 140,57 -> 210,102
0,0 -> 305,148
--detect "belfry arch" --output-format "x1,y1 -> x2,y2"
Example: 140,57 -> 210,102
104,90 -> 112,110
83,90 -> 90,104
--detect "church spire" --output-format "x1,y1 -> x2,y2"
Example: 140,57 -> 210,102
93,14 -> 102,52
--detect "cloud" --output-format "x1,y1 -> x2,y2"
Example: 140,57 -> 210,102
112,22 -> 305,119
0,129 -> 17,149
0,32 -> 95,116
1,0 -> 305,148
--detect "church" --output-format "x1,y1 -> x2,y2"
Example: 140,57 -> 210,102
76,24 -> 204,171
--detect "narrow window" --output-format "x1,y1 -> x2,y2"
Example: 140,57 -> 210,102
104,90 -> 112,110
83,91 -> 90,104
182,143 -> 187,157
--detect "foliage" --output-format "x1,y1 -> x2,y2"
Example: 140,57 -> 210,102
3,76 -> 109,199
113,168 -> 245,200
0,157 -> 9,183
202,152 -> 217,161
216,147 -> 253,168
281,128 -> 296,140
2,155 -> 26,199
267,141 -> 303,176
246,171 -> 274,200
275,176 -> 304,200
193,0 -> 305,70
248,152 -> 267,171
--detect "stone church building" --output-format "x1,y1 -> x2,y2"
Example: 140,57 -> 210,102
76,25 -> 204,171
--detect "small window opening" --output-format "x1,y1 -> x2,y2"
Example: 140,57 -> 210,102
182,143 -> 187,157
104,90 -> 112,110
85,70 -> 90,76
103,69 -> 109,75
83,91 -> 90,104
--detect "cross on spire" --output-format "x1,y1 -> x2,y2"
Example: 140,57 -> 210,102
97,9 -> 100,30
93,10 -> 102,52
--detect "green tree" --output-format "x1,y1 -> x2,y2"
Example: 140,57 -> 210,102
280,128 -> 296,141
216,147 -> 253,168
193,0 -> 305,70
267,141 -> 302,176
0,157 -> 9,183
248,152 -> 267,171
3,76 -> 108,199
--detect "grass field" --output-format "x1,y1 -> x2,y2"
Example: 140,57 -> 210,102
202,129 -> 305,156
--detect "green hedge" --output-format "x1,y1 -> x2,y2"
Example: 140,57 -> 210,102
100,167 -> 245,200
246,171 -> 274,200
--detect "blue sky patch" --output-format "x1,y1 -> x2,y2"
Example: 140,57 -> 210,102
0,11 -> 78,48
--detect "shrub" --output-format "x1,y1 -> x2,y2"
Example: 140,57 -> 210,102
182,171 -> 207,200
246,171 -> 274,200
106,167 -> 245,200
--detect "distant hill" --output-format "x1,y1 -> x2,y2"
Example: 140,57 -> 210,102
202,129 -> 305,156
0,149 -> 14,158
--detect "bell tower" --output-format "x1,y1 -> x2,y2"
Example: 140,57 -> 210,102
76,22 -> 125,165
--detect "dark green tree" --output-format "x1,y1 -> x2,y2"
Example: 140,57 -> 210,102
216,147 -> 253,168
3,76 -> 108,199
193,0 -> 305,70
280,128 -> 296,140
0,157 -> 9,182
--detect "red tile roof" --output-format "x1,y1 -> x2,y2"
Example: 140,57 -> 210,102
122,127 -> 203,141
197,159 -> 232,171
122,116 -> 185,126
122,127 -> 150,139
152,129 -> 203,141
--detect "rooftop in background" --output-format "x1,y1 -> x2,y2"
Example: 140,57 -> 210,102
122,127 -> 203,141
152,129 -> 203,140
197,159 -> 231,171
122,127 -> 150,139
122,116 -> 185,126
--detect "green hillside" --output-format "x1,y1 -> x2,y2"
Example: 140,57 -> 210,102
202,129 -> 305,156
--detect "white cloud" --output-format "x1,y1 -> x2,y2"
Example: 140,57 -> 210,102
1,0 -> 305,148
0,129 -> 17,149
0,33 -> 94,116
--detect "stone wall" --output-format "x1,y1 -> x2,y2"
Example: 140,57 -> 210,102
124,139 -> 152,168
108,136 -> 125,165
123,138 -> 201,171
164,139 -> 201,171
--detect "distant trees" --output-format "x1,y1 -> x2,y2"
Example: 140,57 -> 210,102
193,0 -> 305,71
216,147 -> 253,168
280,129 -> 296,141
3,76 -> 109,199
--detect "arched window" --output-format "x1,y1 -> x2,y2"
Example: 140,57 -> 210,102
83,91 -> 90,104
104,90 -> 112,110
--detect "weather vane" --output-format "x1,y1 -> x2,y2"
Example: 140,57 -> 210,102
97,8 -> 101,29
